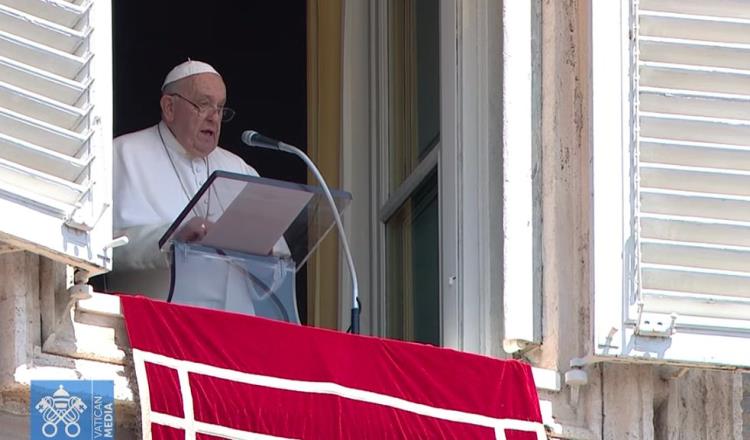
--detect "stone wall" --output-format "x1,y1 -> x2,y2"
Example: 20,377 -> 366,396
0,252 -> 138,439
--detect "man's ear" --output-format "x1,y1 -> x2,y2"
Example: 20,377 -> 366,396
160,94 -> 174,122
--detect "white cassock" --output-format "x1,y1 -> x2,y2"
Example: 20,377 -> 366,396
109,122 -> 292,317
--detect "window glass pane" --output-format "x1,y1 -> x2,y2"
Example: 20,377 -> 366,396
388,0 -> 440,192
386,171 -> 439,345
415,0 -> 440,157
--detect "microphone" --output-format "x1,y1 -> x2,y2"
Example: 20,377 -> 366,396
241,130 -> 284,150
241,130 -> 361,334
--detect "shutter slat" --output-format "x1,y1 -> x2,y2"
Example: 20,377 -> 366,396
642,239 -> 750,272
641,138 -> 750,170
640,11 -> 750,45
0,56 -> 87,105
0,133 -> 89,182
640,88 -> 750,121
640,112 -> 750,146
641,189 -> 750,222
0,0 -> 87,29
0,4 -> 88,53
0,109 -> 89,157
642,263 -> 750,298
641,214 -> 750,247
642,289 -> 750,323
0,30 -> 89,79
0,80 -> 89,130
640,37 -> 750,70
640,163 -> 750,196
640,62 -> 750,95
640,0 -> 750,20
0,157 -> 84,206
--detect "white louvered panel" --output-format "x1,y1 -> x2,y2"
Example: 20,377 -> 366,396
0,0 -> 111,273
0,3 -> 89,53
0,0 -> 92,212
637,1 -> 750,326
0,0 -> 88,29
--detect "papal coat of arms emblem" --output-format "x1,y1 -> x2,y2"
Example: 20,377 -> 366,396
34,385 -> 88,438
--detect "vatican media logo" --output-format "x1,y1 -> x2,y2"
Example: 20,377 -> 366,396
30,380 -> 114,440
35,385 -> 87,438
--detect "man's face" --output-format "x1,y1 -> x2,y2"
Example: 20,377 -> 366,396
162,73 -> 227,158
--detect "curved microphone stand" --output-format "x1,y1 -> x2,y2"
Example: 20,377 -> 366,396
242,131 -> 360,334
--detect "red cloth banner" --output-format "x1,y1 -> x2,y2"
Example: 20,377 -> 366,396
121,295 -> 546,439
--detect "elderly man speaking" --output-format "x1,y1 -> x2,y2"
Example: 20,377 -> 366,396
109,60 -> 288,315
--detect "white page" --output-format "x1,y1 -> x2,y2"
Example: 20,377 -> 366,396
202,181 -> 313,255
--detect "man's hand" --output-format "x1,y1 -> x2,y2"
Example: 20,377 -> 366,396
176,216 -> 213,242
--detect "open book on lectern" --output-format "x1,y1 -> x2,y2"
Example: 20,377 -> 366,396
158,170 -> 351,323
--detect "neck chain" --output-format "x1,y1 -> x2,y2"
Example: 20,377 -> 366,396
157,124 -> 211,219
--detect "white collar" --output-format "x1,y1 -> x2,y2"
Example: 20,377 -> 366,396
157,121 -> 192,159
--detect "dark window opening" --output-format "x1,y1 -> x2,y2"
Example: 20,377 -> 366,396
109,1 -> 309,323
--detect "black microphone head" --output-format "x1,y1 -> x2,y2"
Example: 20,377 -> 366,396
241,130 -> 259,146
241,130 -> 283,150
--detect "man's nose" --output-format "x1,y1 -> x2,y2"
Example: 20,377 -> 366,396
205,108 -> 220,122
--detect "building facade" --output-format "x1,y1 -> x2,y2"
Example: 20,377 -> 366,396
1,0 -> 749,438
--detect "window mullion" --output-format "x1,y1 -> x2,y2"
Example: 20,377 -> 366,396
379,144 -> 439,222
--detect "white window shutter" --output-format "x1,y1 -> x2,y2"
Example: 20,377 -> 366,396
501,0 -> 541,351
0,0 -> 112,273
593,0 -> 750,368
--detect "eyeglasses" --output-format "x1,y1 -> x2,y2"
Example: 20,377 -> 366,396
169,93 -> 236,123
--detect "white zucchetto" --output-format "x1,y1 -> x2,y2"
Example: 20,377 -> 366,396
162,60 -> 220,90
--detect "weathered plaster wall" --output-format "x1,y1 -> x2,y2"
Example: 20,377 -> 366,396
0,252 -> 137,439
535,0 -> 591,374
0,252 -> 39,412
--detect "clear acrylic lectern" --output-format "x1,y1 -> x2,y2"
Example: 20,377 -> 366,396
159,171 -> 351,324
